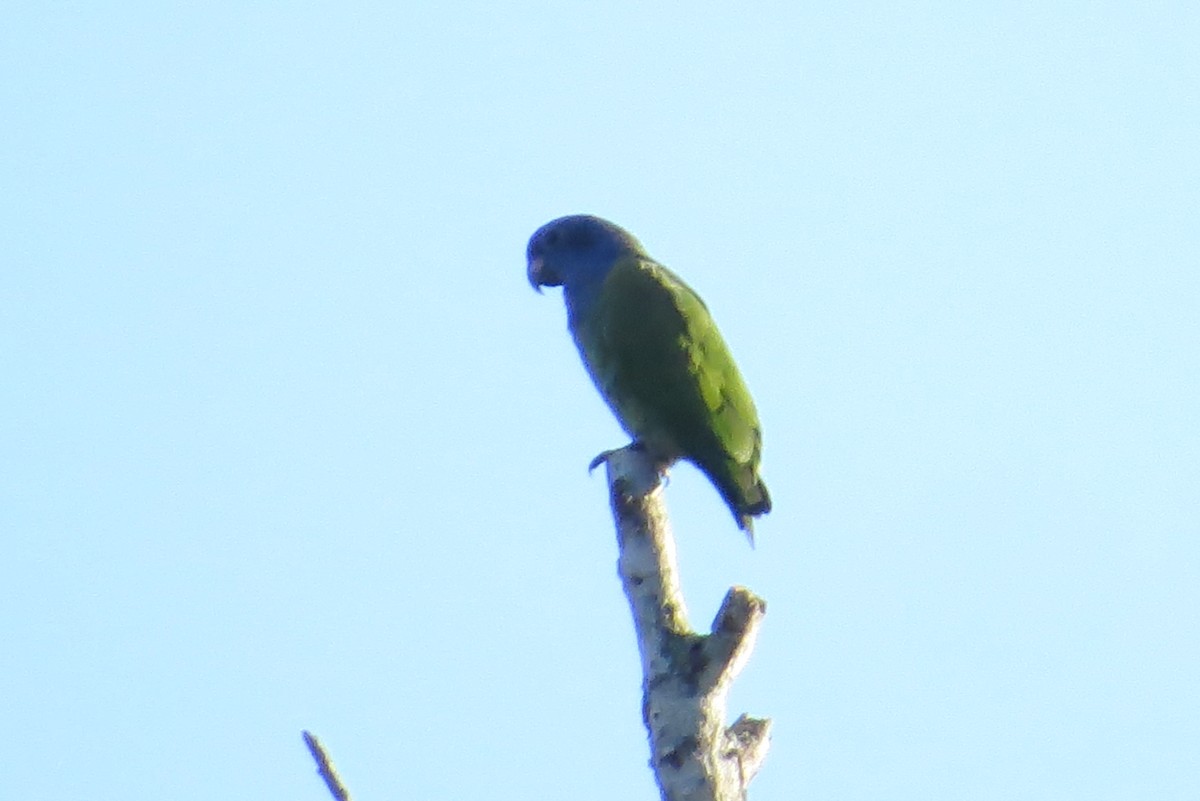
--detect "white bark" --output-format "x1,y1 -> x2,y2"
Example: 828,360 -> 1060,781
601,447 -> 771,801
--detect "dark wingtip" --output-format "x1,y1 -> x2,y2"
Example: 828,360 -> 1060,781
750,479 -> 772,516
734,478 -> 771,546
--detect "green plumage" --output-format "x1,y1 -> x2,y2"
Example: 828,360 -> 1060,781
527,214 -> 770,537
574,255 -> 770,534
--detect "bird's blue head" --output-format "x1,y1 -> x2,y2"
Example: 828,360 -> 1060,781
527,215 -> 647,322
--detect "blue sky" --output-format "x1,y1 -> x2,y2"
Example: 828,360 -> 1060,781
2,3 -> 1197,799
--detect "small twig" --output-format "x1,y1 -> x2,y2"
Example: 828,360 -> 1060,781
302,730 -> 352,801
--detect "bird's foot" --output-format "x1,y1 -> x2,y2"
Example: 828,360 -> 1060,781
588,441 -> 648,473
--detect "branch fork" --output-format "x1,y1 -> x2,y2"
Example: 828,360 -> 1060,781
602,446 -> 771,801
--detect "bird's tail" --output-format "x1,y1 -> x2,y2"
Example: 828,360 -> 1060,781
732,476 -> 771,546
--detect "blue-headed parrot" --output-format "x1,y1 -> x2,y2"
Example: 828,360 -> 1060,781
527,214 -> 771,539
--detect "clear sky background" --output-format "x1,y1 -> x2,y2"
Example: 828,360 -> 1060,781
3,3 -> 1197,799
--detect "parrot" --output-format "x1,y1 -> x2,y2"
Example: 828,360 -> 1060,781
526,214 -> 771,539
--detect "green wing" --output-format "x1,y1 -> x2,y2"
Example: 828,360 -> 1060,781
575,254 -> 770,530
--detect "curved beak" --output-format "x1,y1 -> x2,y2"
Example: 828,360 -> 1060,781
527,256 -> 545,293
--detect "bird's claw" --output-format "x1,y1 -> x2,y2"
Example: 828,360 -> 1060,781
588,448 -> 619,473
587,442 -> 647,473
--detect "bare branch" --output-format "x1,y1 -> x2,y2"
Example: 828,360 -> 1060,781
302,730 -> 352,801
602,446 -> 771,800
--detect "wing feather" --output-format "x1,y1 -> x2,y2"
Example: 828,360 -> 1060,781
574,256 -> 764,517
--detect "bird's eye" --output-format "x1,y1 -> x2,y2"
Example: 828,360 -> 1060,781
545,229 -> 560,246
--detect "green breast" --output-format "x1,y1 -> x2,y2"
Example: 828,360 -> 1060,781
574,256 -> 762,472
